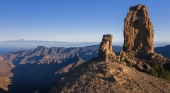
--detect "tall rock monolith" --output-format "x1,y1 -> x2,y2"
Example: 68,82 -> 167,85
123,4 -> 154,53
98,34 -> 116,61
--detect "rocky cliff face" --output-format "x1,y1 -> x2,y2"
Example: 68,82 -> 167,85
98,34 -> 116,61
118,4 -> 170,72
123,4 -> 154,52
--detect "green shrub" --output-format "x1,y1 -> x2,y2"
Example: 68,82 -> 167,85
150,62 -> 170,81
108,55 -> 112,60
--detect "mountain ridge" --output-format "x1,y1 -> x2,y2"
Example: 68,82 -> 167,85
0,44 -> 121,93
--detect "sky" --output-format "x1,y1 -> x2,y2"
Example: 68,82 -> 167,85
0,0 -> 170,43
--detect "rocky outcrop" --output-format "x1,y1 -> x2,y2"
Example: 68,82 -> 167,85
50,60 -> 170,93
123,4 -> 154,52
98,34 -> 116,61
49,4 -> 170,93
124,58 -> 151,72
114,4 -> 170,74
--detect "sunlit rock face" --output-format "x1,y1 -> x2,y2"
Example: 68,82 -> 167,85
98,34 -> 116,61
123,4 -> 154,53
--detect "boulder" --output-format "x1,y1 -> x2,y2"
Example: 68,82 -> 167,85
135,62 -> 151,72
125,59 -> 137,66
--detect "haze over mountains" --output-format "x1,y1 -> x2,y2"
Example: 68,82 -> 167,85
1,39 -> 169,47
0,39 -> 99,54
0,39 -> 169,54
0,39 -> 100,48
0,2 -> 170,93
0,44 -> 122,93
0,44 -> 169,93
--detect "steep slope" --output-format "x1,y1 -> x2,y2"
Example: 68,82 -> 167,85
0,45 -> 121,93
55,54 -> 85,74
6,54 -> 84,93
50,60 -> 170,93
0,59 -> 13,91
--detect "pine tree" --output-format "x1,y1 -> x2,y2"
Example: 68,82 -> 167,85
159,66 -> 166,78
164,70 -> 170,81
150,63 -> 159,77
150,63 -> 170,81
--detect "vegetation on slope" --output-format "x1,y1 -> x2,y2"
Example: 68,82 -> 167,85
150,62 -> 170,81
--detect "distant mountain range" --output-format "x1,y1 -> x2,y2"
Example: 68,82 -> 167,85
0,39 -> 169,54
1,39 -> 169,47
0,39 -> 100,48
155,44 -> 170,59
0,45 -> 170,60
0,44 -> 122,93
0,44 -> 170,93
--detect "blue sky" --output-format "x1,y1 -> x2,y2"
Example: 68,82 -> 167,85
0,0 -> 170,42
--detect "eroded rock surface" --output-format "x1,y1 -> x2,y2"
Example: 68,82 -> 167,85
123,4 -> 154,52
50,61 -> 170,93
98,34 -> 116,61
